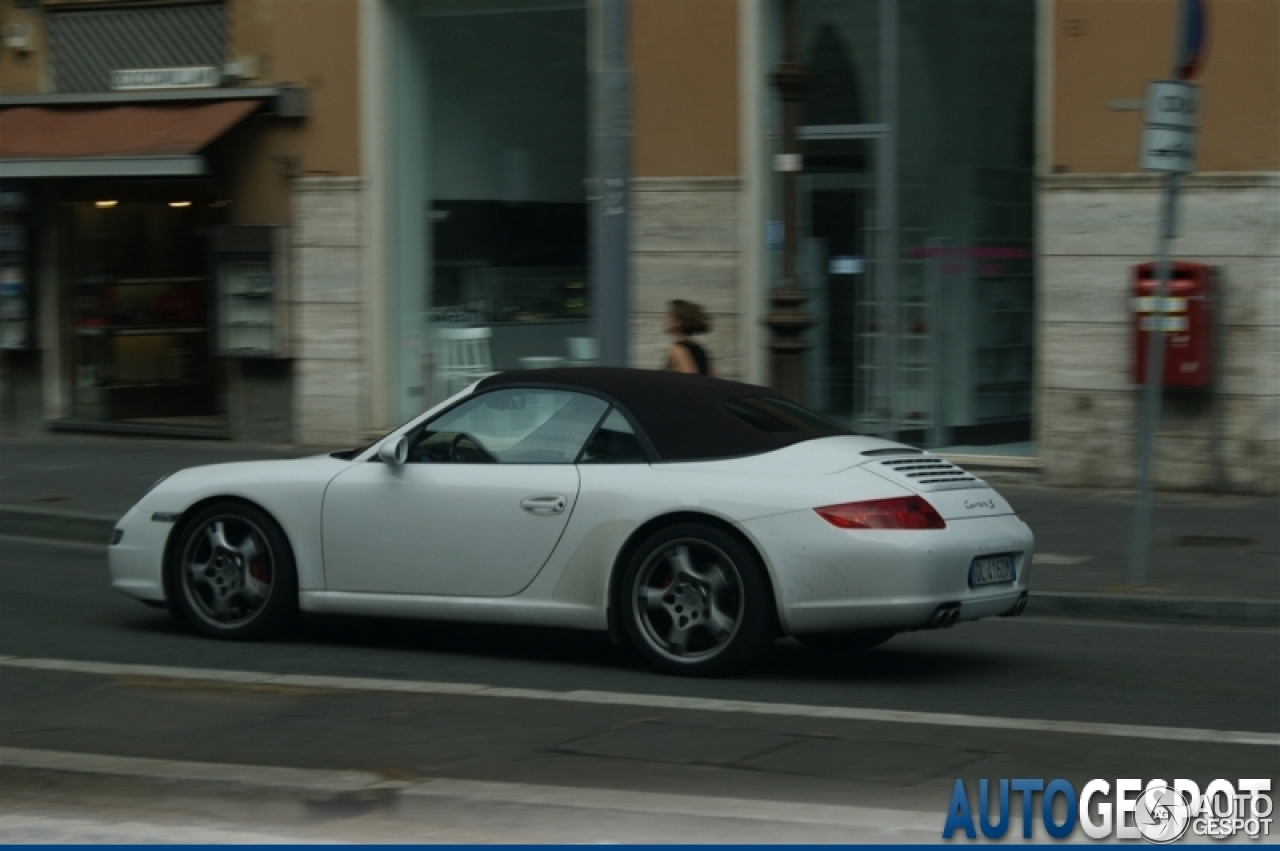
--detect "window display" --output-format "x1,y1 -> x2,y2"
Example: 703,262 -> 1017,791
0,225 -> 27,350
212,225 -> 289,358
67,195 -> 223,424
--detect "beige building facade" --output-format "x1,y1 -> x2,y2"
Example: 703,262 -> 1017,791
1,0 -> 1274,493
0,0 -> 363,445
1041,0 -> 1279,492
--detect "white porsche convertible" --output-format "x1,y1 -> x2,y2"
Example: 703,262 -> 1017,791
109,368 -> 1034,675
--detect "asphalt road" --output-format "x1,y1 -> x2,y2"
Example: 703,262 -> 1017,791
1,537 -> 1277,841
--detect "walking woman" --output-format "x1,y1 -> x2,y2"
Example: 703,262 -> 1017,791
664,299 -> 714,376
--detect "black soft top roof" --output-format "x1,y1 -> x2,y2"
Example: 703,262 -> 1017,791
477,367 -> 849,461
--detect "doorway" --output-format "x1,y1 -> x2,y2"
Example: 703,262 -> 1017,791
799,137 -> 876,423
791,0 -> 1035,453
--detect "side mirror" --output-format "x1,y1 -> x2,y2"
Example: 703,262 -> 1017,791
377,436 -> 408,465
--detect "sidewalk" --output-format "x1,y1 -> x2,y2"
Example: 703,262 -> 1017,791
1,434 -> 1276,626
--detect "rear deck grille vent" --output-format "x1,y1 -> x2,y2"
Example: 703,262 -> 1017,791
878,457 -> 978,486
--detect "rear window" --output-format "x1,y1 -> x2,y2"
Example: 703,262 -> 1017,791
724,396 -> 845,433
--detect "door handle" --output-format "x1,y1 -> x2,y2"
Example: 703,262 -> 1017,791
520,495 -> 567,516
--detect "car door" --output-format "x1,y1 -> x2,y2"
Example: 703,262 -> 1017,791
322,388 -> 609,597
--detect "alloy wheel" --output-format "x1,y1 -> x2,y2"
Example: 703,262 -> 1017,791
632,538 -> 744,664
180,514 -> 275,630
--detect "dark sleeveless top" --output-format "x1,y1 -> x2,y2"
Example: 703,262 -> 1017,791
668,339 -> 712,376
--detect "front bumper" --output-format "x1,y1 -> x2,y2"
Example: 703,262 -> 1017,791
742,509 -> 1034,634
107,504 -> 173,603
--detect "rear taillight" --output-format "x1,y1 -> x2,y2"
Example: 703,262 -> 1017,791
815,496 -> 947,530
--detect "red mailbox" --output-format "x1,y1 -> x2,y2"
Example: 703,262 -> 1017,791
1131,261 -> 1214,387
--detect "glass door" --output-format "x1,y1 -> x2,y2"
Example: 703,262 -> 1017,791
793,0 -> 1035,453
798,135 -> 876,426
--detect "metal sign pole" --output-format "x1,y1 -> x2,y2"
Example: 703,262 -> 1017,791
1128,172 -> 1181,587
1128,0 -> 1204,587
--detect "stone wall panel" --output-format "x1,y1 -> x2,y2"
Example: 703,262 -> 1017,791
631,312 -> 740,380
630,178 -> 743,380
631,178 -> 740,255
291,177 -> 364,446
293,245 -> 361,305
1040,388 -> 1278,491
1041,322 -> 1130,392
293,304 -> 362,362
1043,177 -> 1280,259
294,394 -> 362,447
294,177 -> 362,248
631,253 -> 739,316
1040,175 -> 1279,492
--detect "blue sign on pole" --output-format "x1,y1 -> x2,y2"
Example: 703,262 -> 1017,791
1174,0 -> 1207,80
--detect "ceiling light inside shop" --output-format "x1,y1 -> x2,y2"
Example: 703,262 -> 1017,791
210,199 -> 232,208
168,201 -> 192,208
94,200 -> 118,208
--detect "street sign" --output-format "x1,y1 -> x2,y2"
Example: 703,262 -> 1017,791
111,66 -> 220,91
1141,126 -> 1196,173
1141,81 -> 1198,174
1174,0 -> 1208,80
1145,81 -> 1199,127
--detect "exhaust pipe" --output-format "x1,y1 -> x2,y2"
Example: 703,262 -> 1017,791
929,603 -> 961,629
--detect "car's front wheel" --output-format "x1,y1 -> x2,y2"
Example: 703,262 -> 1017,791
168,501 -> 297,640
620,522 -> 775,676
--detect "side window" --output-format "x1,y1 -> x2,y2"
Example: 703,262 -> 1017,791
580,408 -> 648,464
408,389 -> 607,464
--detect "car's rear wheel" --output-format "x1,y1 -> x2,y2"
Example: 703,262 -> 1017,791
797,629 -> 897,654
620,522 -> 775,676
169,501 -> 297,640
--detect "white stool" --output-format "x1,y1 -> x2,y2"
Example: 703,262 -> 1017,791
433,326 -> 495,400
565,336 -> 598,366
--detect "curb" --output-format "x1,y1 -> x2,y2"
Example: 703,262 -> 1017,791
0,746 -> 936,833
2,506 -> 1275,628
0,747 -> 391,797
1025,591 -> 1280,627
0,505 -> 116,546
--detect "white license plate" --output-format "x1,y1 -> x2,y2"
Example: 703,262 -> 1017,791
970,554 -> 1016,587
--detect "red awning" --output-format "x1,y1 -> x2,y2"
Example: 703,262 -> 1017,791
0,99 -> 261,177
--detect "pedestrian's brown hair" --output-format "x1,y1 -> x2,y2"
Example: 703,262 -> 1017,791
669,299 -> 711,336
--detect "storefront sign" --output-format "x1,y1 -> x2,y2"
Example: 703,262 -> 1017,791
110,66 -> 221,91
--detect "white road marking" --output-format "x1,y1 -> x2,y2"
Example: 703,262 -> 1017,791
0,814 -> 325,844
0,746 -> 932,834
2,655 -> 1277,747
1034,553 -> 1093,565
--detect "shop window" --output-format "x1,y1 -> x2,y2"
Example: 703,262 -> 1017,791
67,190 -> 226,426
396,0 -> 590,412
